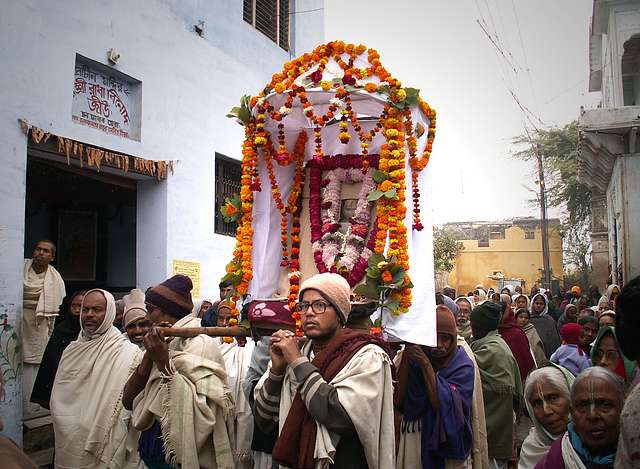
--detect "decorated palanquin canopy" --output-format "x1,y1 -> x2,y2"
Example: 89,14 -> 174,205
223,41 -> 437,345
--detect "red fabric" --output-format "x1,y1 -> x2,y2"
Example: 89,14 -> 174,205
534,435 -> 565,469
499,309 -> 536,383
271,329 -> 391,469
560,323 -> 581,345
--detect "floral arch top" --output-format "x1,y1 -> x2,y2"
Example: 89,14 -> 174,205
222,41 -> 437,335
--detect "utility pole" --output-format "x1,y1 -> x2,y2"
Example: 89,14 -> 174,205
535,143 -> 552,290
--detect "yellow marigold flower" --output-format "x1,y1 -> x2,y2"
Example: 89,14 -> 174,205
274,82 -> 285,93
385,129 -> 399,138
320,80 -> 331,91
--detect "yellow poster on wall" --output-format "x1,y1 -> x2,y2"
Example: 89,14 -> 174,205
172,259 -> 201,299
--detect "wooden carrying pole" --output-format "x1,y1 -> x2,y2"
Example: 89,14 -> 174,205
157,324 -> 296,338
158,326 -> 250,338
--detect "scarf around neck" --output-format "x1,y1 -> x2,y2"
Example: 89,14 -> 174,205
567,422 -> 616,467
402,347 -> 474,469
272,329 -> 391,469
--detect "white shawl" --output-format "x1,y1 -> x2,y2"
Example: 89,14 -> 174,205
23,259 -> 66,319
51,289 -> 142,469
132,315 -> 235,469
561,432 -> 587,469
218,338 -> 255,467
257,341 -> 395,469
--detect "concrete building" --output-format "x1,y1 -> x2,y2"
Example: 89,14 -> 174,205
445,218 -> 564,296
0,0 -> 323,444
579,0 -> 640,288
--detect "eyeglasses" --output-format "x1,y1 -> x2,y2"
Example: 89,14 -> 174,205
593,349 -> 620,362
295,300 -> 332,315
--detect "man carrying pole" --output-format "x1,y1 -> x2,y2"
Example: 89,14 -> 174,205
122,275 -> 235,469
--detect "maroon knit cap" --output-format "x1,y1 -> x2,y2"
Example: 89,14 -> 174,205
146,274 -> 194,319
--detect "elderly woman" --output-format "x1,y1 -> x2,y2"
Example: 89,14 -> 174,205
534,367 -> 624,469
529,293 -> 561,359
518,365 -> 574,468
598,310 -> 616,328
515,308 -> 546,367
591,326 -> 637,386
473,289 -> 487,305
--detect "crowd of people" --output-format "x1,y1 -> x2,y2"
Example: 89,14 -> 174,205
2,239 -> 639,468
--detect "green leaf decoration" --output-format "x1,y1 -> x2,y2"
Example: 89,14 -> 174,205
354,282 -> 380,300
367,190 -> 384,201
384,296 -> 401,312
373,170 -> 388,183
368,252 -> 386,267
416,122 -> 425,138
226,94 -> 252,126
366,266 -> 381,279
383,188 -> 397,199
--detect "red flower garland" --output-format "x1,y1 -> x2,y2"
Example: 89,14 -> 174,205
308,154 -> 380,287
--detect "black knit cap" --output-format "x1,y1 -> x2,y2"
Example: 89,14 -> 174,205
146,274 -> 194,319
470,301 -> 503,331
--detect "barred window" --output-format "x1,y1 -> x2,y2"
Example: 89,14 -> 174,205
243,0 -> 290,51
214,153 -> 242,237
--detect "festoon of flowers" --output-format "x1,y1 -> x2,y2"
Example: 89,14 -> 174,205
222,41 -> 437,324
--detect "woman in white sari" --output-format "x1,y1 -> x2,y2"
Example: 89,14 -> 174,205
518,364 -> 574,468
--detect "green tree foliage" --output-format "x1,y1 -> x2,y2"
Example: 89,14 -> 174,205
512,122 -> 591,283
433,227 -> 464,272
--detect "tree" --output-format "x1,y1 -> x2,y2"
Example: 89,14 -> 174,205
433,226 -> 464,272
512,122 -> 592,285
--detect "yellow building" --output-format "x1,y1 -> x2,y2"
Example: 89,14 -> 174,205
446,218 -> 563,295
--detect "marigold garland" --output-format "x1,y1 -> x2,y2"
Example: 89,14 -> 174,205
223,41 -> 438,323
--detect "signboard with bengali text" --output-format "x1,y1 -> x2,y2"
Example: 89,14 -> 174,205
72,56 -> 141,140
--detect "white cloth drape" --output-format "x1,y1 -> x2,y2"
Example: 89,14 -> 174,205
248,91 -> 436,345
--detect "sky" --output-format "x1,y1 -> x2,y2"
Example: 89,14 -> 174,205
323,0 -> 601,225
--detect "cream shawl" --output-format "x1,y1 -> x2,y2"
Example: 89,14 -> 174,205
23,259 -> 66,363
458,337 -> 490,469
257,340 -> 395,469
132,314 -> 235,469
218,338 -> 255,467
23,259 -> 66,319
560,432 -> 587,469
51,289 -> 142,469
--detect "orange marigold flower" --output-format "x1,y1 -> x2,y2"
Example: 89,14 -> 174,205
274,82 -> 286,93
379,180 -> 393,192
381,270 -> 393,283
225,202 -> 238,216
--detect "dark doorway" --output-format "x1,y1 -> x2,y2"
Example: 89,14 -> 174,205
24,156 -> 137,295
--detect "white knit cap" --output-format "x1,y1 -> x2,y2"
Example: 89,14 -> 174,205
299,273 -> 351,324
122,288 -> 147,328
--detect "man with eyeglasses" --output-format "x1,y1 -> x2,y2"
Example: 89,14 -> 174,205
253,273 -> 395,469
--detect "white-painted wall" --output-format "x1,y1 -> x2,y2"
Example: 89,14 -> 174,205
598,1 -> 640,107
0,0 -> 323,442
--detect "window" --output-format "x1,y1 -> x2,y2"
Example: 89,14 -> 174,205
243,0 -> 289,51
622,34 -> 640,106
524,229 -> 535,240
214,153 -> 242,236
476,226 -> 489,248
489,225 -> 505,240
